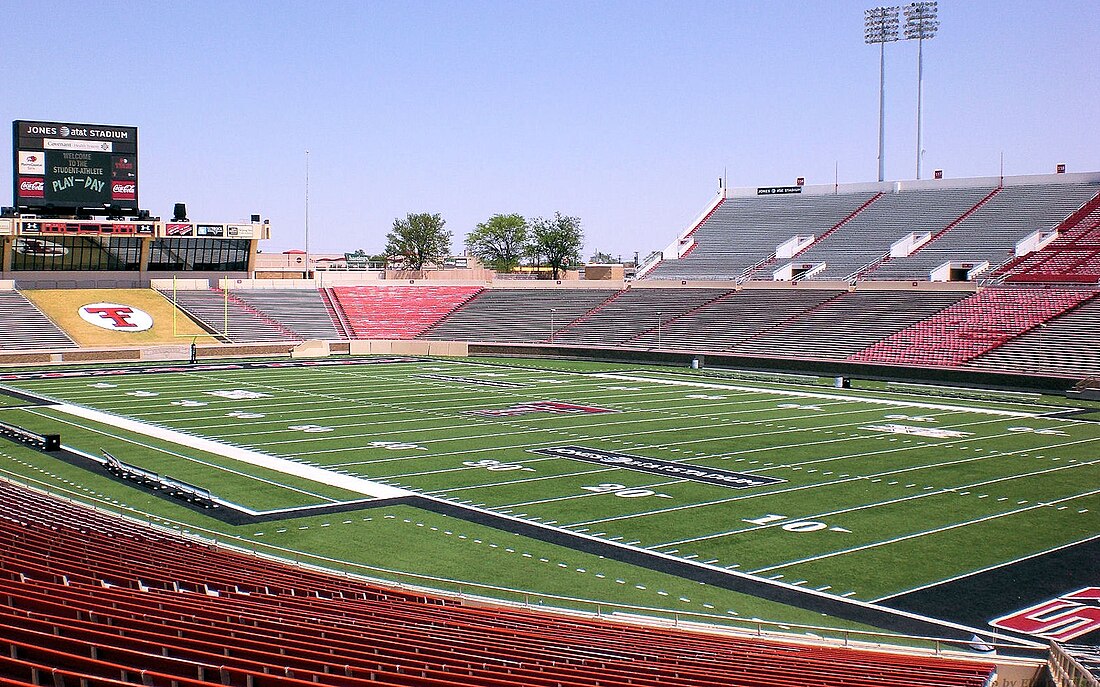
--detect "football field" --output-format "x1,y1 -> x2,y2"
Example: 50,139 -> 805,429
1,355 -> 1097,645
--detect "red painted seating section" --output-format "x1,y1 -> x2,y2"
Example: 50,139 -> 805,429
997,195 -> 1100,283
848,287 -> 1098,367
330,286 -> 484,339
0,481 -> 996,687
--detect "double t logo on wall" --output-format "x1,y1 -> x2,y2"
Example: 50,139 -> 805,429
78,303 -> 154,332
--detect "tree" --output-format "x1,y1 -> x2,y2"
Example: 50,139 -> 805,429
384,213 -> 452,271
528,213 -> 584,280
589,250 -> 614,264
465,214 -> 528,272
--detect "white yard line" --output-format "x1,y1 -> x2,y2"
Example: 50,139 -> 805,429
655,457 -> 1100,549
750,487 -> 1100,574
566,431 -> 1100,527
872,532 -> 1100,602
50,403 -> 412,500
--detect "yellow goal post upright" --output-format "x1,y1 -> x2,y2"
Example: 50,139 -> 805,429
170,275 -> 229,341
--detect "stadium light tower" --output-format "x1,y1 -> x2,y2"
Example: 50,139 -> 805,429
905,1 -> 939,179
865,6 -> 900,182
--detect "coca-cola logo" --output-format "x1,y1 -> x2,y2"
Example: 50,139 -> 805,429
18,177 -> 44,198
111,182 -> 136,200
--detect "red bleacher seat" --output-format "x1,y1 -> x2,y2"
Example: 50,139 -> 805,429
329,286 -> 484,339
998,196 -> 1100,283
849,287 -> 1098,366
0,480 -> 997,687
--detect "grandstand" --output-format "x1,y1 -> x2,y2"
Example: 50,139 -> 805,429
0,290 -> 76,350
419,288 -> 620,342
3,170 -> 1100,687
645,193 -> 878,281
867,182 -> 1100,280
0,479 -> 1006,687
995,193 -> 1100,283
793,186 -> 996,281
648,172 -> 1100,285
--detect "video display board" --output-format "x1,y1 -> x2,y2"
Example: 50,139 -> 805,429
13,120 -> 138,211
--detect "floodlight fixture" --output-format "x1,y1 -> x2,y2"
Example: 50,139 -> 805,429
905,1 -> 939,179
865,6 -> 900,182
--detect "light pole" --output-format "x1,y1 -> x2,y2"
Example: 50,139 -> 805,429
865,6 -> 900,183
905,1 -> 939,179
304,150 -> 311,275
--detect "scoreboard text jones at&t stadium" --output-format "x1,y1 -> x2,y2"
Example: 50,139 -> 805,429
13,121 -> 138,212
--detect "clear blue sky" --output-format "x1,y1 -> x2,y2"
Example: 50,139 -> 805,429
3,1 -> 1097,259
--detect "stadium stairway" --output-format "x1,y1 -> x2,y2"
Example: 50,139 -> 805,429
848,287 -> 1099,367
0,479 -> 998,687
319,287 -> 354,338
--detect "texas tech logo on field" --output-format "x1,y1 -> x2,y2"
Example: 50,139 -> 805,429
78,303 -> 154,332
990,588 -> 1100,641
469,401 -> 614,418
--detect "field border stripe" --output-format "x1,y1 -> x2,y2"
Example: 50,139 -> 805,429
589,374 -> 1041,418
871,532 -> 1100,602
48,402 -> 413,500
408,492 -> 1042,648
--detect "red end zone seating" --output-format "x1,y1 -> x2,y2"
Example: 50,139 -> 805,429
0,480 -> 996,687
330,286 -> 484,339
848,287 -> 1099,367
997,196 -> 1100,283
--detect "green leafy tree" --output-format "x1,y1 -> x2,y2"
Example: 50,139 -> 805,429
465,213 -> 529,272
589,251 -> 614,264
384,213 -> 452,271
528,213 -> 584,280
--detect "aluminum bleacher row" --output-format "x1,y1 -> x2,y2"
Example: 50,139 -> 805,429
798,187 -> 997,281
0,291 -> 76,351
647,180 -> 1100,283
645,193 -> 877,281
0,479 -> 997,687
418,288 -> 621,342
850,287 -> 1099,367
867,183 -> 1100,280
965,296 -> 1100,376
995,193 -> 1100,283
13,281 -> 1100,376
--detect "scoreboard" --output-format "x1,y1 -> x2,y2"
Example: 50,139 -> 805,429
13,120 -> 138,212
